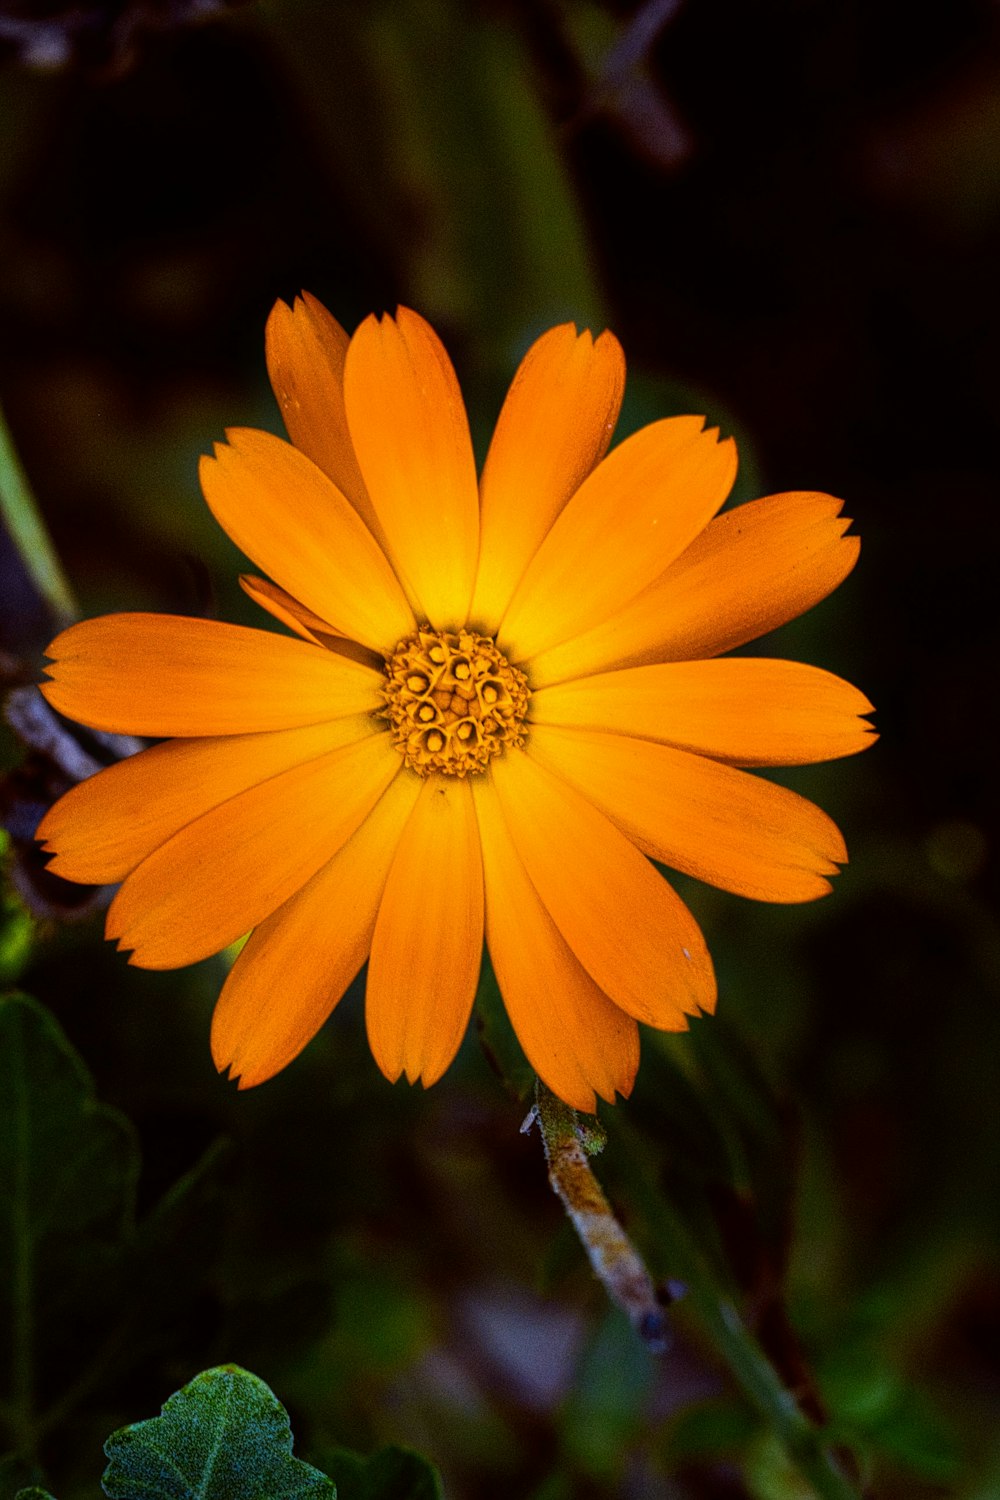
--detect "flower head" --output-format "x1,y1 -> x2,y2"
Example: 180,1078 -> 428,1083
36,295 -> 874,1111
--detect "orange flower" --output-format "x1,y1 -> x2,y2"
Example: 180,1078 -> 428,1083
36,296 -> 874,1111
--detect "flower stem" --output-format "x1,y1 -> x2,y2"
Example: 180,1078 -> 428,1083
603,1111 -> 862,1500
0,400 -> 77,625
526,1080 -> 672,1353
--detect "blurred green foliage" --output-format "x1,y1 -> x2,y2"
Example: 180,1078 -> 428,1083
320,1443 -> 443,1500
0,992 -> 140,1463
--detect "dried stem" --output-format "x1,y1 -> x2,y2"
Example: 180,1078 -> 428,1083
525,1085 -> 862,1498
525,1079 -> 672,1353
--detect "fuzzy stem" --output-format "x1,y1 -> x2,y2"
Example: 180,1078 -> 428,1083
527,1080 -> 671,1352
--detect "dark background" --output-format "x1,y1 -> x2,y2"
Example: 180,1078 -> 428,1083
1,2 -> 998,1496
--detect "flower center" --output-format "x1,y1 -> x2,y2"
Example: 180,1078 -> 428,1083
380,627 -> 530,777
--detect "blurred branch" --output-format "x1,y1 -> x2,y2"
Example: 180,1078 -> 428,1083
526,1080 -> 672,1353
601,0 -> 685,69
0,403 -> 76,626
556,0 -> 692,170
604,1111 -> 863,1500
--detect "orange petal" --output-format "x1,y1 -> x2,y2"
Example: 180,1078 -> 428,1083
106,733 -> 400,967
530,658 -> 875,766
497,417 -> 736,663
200,427 -> 414,651
343,308 -> 480,630
238,574 -> 343,644
238,576 -> 383,670
472,775 -> 639,1111
366,775 -> 483,1087
40,614 -> 383,736
529,724 -> 848,903
211,769 -> 422,1088
529,491 -> 859,686
490,749 -> 714,1027
37,715 -> 376,885
265,293 -> 385,539
469,324 -> 625,630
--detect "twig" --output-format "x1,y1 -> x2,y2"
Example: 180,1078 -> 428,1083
524,1079 -> 676,1352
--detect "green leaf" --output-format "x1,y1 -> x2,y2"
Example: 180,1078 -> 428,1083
0,993 -> 139,1454
323,1445 -> 442,1500
0,400 -> 76,623
13,1489 -> 57,1499
102,1366 -> 335,1500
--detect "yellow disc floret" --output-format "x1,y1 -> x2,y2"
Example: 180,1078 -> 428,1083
380,628 -> 530,776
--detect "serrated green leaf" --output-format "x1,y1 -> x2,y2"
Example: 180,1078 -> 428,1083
101,1366 -> 335,1500
322,1445 -> 442,1500
0,993 -> 139,1452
